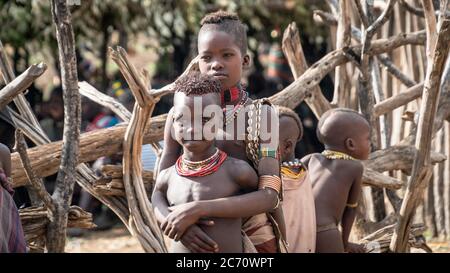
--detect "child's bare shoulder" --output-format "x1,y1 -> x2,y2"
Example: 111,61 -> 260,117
223,157 -> 255,176
0,143 -> 10,166
335,159 -> 364,180
223,157 -> 258,189
339,158 -> 363,170
0,143 -> 9,154
156,165 -> 176,184
301,153 -> 322,166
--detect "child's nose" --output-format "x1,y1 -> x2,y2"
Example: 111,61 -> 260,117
211,60 -> 224,70
186,126 -> 201,137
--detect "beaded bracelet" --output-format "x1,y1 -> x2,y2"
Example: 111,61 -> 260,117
259,147 -> 278,159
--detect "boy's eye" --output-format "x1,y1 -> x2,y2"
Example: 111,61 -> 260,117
201,55 -> 211,61
223,52 -> 234,58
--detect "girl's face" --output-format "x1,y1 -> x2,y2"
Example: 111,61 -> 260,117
198,30 -> 249,91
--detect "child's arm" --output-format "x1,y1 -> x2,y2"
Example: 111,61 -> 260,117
163,105 -> 283,239
158,107 -> 182,173
341,162 -> 365,253
151,168 -> 171,224
152,168 -> 218,252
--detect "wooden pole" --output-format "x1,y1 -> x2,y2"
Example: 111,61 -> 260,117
46,0 -> 81,252
390,18 -> 450,252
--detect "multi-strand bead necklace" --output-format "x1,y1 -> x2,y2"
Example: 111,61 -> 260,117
175,148 -> 228,177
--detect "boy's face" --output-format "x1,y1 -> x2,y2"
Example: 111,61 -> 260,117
173,92 -> 222,153
350,121 -> 371,160
198,30 -> 249,91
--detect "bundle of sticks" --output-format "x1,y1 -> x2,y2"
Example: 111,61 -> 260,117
19,206 -> 95,252
360,223 -> 431,253
93,164 -> 154,197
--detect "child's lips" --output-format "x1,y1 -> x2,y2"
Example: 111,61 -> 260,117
211,73 -> 228,79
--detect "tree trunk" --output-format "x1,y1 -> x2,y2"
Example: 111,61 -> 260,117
46,0 -> 81,252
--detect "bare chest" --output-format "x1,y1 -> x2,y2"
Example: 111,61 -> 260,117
166,169 -> 241,206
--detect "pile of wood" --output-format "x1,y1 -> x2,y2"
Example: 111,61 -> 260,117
360,223 -> 429,253
19,206 -> 95,252
94,164 -> 154,197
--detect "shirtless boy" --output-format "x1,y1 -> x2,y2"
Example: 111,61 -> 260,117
302,108 -> 370,253
152,73 -> 258,252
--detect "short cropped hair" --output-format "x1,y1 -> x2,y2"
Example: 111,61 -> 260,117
200,10 -> 247,54
276,105 -> 303,141
174,72 -> 222,96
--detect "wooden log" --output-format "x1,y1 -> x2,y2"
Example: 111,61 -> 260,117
377,55 -> 418,87
373,82 -> 424,117
426,177 -> 438,237
360,223 -> 426,253
47,0 -> 81,252
269,30 -> 426,109
111,46 -> 166,253
99,165 -> 154,183
10,114 -> 166,188
1,42 -> 131,249
0,41 -> 46,135
15,130 -> 55,212
433,128 -> 446,236
434,56 -> 450,133
78,81 -> 131,121
332,0 -> 351,107
365,145 -> 447,173
0,63 -> 47,109
362,168 -> 403,190
19,206 -> 95,250
445,122 -> 450,238
312,10 -> 419,96
281,22 -> 331,118
390,18 -> 450,252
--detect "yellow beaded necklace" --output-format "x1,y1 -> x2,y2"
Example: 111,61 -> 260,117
322,150 -> 356,160
280,159 -> 306,179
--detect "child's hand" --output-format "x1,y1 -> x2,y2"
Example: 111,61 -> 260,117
180,225 -> 219,253
345,242 -> 366,253
162,201 -> 206,240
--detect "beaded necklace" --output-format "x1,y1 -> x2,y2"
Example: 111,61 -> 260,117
222,85 -> 249,126
281,159 -> 305,179
175,148 -> 228,177
223,90 -> 248,126
322,150 -> 356,160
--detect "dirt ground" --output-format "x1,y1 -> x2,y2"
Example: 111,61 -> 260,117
65,225 -> 450,253
66,226 -> 144,253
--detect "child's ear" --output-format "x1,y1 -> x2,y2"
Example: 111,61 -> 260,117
345,138 -> 355,151
285,139 -> 294,154
242,54 -> 250,68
